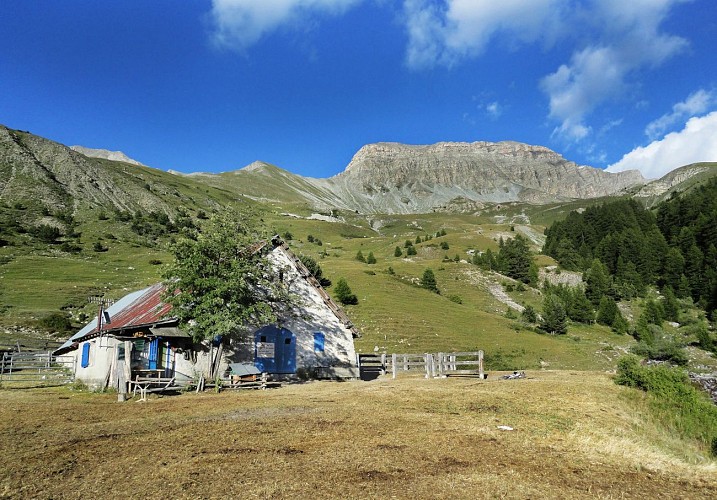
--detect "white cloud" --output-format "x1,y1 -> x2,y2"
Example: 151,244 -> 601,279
607,111 -> 717,179
541,0 -> 688,143
404,0 -> 567,68
401,1 -> 689,143
485,101 -> 502,118
209,0 -> 362,51
645,89 -> 716,140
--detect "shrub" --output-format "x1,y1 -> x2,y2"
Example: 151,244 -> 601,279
356,250 -> 365,262
440,241 -> 450,250
521,305 -> 538,323
394,246 -> 402,257
38,312 -> 73,333
406,246 -> 417,256
93,241 -> 108,252
448,294 -> 463,304
149,259 -> 163,265
31,224 -> 61,243
615,355 -> 717,456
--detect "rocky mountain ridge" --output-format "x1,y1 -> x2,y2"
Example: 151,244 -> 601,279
3,124 -> 714,218
308,141 -> 645,213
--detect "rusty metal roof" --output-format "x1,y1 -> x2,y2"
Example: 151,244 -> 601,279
99,282 -> 173,333
55,283 -> 175,353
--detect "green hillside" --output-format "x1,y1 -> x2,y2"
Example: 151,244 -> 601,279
2,126 -> 717,375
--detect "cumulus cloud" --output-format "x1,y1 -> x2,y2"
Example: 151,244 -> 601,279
541,0 -> 688,143
404,0 -> 567,68
209,0 -> 362,51
401,1 -> 689,143
644,89 -> 716,140
606,111 -> 717,179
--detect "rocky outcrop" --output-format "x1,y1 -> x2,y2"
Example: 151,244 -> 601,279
310,142 -> 645,213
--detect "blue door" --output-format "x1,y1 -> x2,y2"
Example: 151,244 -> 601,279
254,325 -> 296,374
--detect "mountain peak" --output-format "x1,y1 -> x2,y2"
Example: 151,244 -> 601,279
70,145 -> 145,166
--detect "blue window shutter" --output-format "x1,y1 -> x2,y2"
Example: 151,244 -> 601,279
148,338 -> 158,370
81,343 -> 90,368
313,332 -> 325,352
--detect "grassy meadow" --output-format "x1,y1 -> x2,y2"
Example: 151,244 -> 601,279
1,372 -> 715,499
0,201 -> 703,372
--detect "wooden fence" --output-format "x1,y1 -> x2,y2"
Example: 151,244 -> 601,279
388,351 -> 484,379
0,351 -> 75,386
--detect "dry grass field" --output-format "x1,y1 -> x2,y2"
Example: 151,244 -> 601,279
1,371 -> 716,499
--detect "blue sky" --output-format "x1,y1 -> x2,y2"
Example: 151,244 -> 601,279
2,1 -> 716,179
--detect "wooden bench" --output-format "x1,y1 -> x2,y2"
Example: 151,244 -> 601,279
221,372 -> 282,391
129,375 -> 178,401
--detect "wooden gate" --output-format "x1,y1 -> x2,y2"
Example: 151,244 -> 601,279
0,351 -> 75,386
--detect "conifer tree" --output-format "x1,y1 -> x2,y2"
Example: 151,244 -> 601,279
356,250 -> 365,262
662,287 -> 680,323
367,251 -> 377,264
611,309 -> 629,335
540,293 -> 568,335
420,268 -> 439,294
394,246 -> 403,257
596,296 -> 619,326
334,278 -> 358,305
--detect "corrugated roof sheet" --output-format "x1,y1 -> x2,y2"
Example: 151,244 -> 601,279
55,283 -> 174,353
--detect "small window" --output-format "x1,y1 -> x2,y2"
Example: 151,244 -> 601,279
260,335 -> 267,342
284,338 -> 291,345
313,332 -> 325,353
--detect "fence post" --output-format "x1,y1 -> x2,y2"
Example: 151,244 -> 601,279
437,352 -> 444,377
424,354 -> 431,379
403,355 -> 408,371
479,350 -> 484,379
392,353 -> 397,379
380,353 -> 386,374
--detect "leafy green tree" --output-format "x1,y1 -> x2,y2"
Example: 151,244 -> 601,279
540,293 -> 568,335
162,209 -> 289,342
334,278 -> 358,305
355,250 -> 365,262
367,251 -> 377,264
394,246 -> 403,257
298,254 -> 331,287
420,268 -> 439,294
